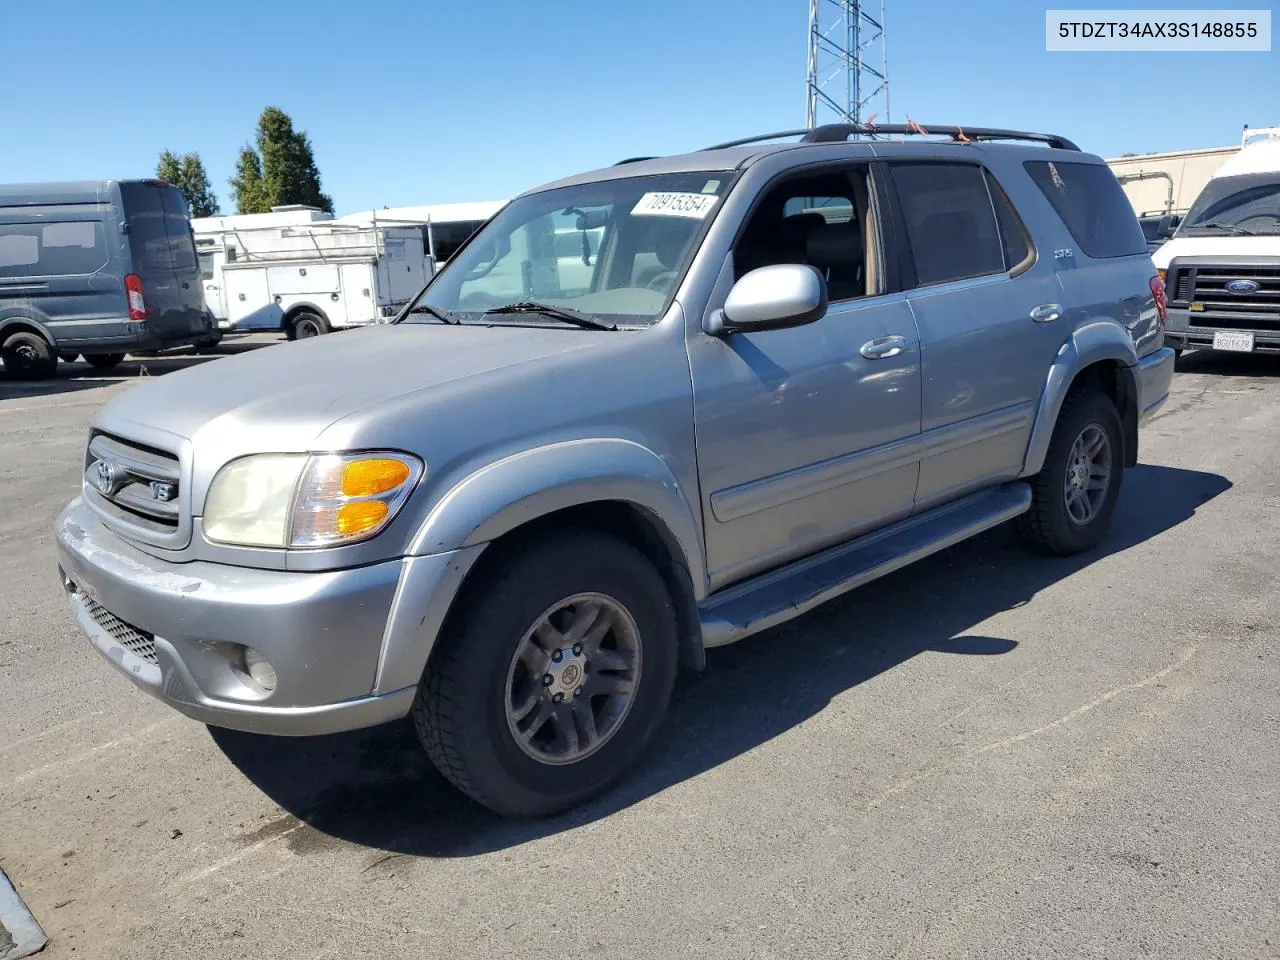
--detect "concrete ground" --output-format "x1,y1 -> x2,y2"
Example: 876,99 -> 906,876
1,344 -> 1277,960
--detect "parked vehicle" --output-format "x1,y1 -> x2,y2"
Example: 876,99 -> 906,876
332,201 -> 505,273
1139,213 -> 1180,254
1154,129 -> 1280,356
0,179 -> 219,379
196,222 -> 430,338
56,123 -> 1173,817
192,205 -> 336,329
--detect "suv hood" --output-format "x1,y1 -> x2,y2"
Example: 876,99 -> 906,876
97,324 -> 608,452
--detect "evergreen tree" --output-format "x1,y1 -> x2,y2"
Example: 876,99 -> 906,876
228,106 -> 333,215
230,146 -> 269,214
155,150 -> 220,217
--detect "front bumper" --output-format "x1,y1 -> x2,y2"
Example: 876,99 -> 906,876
1165,309 -> 1280,354
1136,345 -> 1176,422
55,498 -> 480,736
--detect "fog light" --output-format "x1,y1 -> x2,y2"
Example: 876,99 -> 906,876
243,647 -> 277,692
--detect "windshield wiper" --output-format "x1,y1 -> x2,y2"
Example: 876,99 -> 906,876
405,302 -> 458,324
483,301 -> 616,331
1194,222 -> 1257,236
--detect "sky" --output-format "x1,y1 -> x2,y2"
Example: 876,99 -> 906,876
1,0 -> 1275,215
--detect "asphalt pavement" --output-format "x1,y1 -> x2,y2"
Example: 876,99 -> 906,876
1,345 -> 1277,960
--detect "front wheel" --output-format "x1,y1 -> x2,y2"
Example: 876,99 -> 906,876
412,530 -> 679,817
1017,389 -> 1124,555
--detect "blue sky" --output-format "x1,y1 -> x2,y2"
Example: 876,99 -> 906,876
1,0 -> 1274,214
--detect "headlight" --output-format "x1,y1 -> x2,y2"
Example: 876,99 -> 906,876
203,451 -> 423,549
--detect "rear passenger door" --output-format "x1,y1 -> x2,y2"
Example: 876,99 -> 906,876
884,159 -> 1065,511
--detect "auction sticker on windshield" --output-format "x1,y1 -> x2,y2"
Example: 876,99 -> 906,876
632,192 -> 719,218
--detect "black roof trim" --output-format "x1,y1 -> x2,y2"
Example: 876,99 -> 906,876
614,156 -> 659,165
703,124 -> 1080,152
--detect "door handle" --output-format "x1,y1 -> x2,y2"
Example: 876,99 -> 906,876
860,335 -> 907,360
1029,303 -> 1063,323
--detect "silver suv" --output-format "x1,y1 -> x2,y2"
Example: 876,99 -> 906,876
56,124 -> 1175,817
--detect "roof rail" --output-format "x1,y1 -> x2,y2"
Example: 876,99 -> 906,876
704,124 -> 1080,152
614,156 -> 658,165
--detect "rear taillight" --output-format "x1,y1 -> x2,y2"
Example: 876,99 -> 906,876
1149,275 -> 1168,326
125,274 -> 147,321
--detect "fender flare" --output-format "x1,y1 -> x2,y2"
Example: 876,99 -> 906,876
407,438 -> 707,594
0,312 -> 56,346
1022,321 -> 1140,476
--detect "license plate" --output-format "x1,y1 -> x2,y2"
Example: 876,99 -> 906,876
1213,331 -> 1255,353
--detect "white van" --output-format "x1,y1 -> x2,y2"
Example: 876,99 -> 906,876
1153,128 -> 1280,356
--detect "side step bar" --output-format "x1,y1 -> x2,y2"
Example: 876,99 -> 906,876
698,482 -> 1032,648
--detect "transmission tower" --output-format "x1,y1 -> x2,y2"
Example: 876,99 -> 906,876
805,0 -> 890,128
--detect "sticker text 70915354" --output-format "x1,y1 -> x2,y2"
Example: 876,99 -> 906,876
631,192 -> 720,219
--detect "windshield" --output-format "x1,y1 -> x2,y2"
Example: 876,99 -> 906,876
405,171 -> 732,326
1180,173 -> 1280,236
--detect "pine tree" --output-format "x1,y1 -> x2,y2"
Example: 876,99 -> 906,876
230,146 -> 269,214
155,150 -> 220,217
228,107 -> 333,215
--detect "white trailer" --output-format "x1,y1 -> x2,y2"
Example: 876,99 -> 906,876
201,222 -> 429,338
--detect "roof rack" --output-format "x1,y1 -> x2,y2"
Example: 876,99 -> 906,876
704,124 -> 1080,152
614,156 -> 658,165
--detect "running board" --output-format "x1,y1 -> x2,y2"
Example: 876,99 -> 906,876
698,482 -> 1032,648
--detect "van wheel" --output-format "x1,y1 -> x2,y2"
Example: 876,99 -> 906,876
1017,388 -> 1124,556
288,312 -> 329,340
1,331 -> 58,380
413,530 -> 679,818
59,352 -> 80,363
86,354 -> 126,370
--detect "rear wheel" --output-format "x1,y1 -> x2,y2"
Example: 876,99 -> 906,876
1,330 -> 57,380
413,530 -> 679,817
1017,388 -> 1124,556
59,351 -> 80,364
85,353 -> 125,370
288,311 -> 330,340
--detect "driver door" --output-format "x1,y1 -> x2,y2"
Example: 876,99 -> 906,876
688,164 -> 923,589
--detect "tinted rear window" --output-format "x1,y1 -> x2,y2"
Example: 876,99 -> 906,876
0,221 -> 110,278
890,162 -> 1006,286
1024,160 -> 1146,259
121,183 -> 197,276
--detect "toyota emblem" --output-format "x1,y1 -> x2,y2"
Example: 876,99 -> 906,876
92,459 -> 119,495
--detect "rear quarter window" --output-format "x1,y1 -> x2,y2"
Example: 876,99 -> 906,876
0,221 -> 110,278
1024,160 -> 1147,259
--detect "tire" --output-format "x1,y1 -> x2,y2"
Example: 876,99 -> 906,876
59,352 -> 80,364
1017,388 -> 1124,556
287,312 -> 329,340
413,529 -> 679,817
85,353 -> 125,370
1,330 -> 58,380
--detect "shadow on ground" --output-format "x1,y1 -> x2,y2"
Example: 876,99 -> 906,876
1176,349 -> 1280,377
211,462 -> 1231,857
0,336 -> 279,400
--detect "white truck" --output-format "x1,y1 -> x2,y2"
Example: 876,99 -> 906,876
194,219 -> 429,339
1154,126 -> 1280,357
332,201 -> 505,273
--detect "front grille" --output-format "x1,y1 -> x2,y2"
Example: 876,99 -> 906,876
1178,265 -> 1280,314
82,596 -> 157,664
84,432 -> 181,534
1173,270 -> 1194,303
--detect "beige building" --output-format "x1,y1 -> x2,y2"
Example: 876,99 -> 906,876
1106,146 -> 1240,217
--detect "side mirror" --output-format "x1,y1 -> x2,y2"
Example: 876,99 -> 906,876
1158,215 -> 1176,238
710,263 -> 828,335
